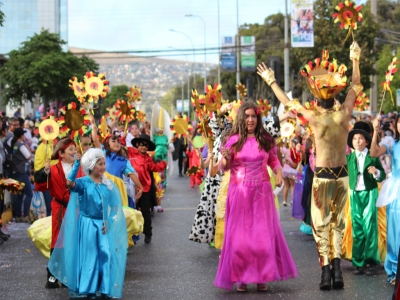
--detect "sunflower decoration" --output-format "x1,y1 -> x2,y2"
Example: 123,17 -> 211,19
135,109 -> 146,122
354,92 -> 370,111
170,114 -> 192,139
204,84 -> 223,114
0,178 -> 25,195
186,166 -> 202,176
228,100 -> 243,122
380,57 -> 399,110
332,1 -> 363,42
36,116 -> 59,145
83,72 -> 109,103
105,105 -> 119,121
125,85 -> 142,103
256,99 -> 272,117
113,99 -> 136,124
58,102 -> 91,139
69,76 -> 87,102
236,83 -> 247,99
191,89 -> 205,119
280,122 -> 295,138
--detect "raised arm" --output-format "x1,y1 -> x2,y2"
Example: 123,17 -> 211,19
342,41 -> 362,115
89,115 -> 102,149
370,118 -> 387,158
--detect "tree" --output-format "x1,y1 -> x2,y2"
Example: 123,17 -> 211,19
100,84 -> 129,115
0,2 -> 5,27
0,29 -> 98,116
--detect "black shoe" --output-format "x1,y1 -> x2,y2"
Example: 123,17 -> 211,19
179,174 -> 184,177
0,230 -> 9,241
144,235 -> 152,244
150,211 -> 155,218
0,237 -> 4,245
331,258 -> 344,289
319,265 -> 331,290
365,264 -> 381,276
45,267 -> 59,289
353,267 -> 366,275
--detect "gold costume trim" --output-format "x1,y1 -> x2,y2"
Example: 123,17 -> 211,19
315,165 -> 348,180
349,82 -> 363,95
284,99 -> 303,112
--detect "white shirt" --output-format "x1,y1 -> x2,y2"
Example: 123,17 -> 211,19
354,148 -> 380,191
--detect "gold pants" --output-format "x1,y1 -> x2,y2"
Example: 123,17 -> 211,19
311,175 -> 349,267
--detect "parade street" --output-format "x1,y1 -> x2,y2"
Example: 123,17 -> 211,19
0,171 -> 394,300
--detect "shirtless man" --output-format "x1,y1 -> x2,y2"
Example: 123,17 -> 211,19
257,42 -> 362,290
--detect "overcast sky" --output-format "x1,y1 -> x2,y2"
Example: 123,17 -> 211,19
68,0 -> 367,64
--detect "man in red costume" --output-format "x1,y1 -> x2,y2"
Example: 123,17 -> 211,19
128,134 -> 166,244
34,137 -> 81,289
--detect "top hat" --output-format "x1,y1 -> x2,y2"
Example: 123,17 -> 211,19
347,121 -> 372,149
131,134 -> 156,151
301,50 -> 348,101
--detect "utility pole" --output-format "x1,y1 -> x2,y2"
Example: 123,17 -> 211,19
370,0 -> 378,113
236,0 -> 240,100
284,0 -> 290,93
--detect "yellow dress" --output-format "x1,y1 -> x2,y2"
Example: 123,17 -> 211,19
341,183 -> 387,262
214,171 -> 229,250
28,172 -> 144,257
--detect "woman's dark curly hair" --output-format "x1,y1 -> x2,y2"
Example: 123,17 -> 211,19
225,101 -> 274,154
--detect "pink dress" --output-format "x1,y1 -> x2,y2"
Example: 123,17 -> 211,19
280,147 -> 298,179
214,135 -> 298,290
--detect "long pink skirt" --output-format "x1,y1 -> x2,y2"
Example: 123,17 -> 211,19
214,181 -> 298,290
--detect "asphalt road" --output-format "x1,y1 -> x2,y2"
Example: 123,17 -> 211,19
0,172 -> 394,300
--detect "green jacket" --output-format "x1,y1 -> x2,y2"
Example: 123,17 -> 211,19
346,150 -> 386,191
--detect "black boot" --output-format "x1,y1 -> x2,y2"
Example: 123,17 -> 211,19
0,229 -> 10,241
45,267 -> 59,289
319,265 -> 331,290
331,258 -> 344,289
0,237 -> 4,245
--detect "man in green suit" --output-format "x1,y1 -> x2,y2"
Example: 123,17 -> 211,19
347,121 -> 386,276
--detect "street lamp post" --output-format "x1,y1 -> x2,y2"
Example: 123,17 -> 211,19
169,29 -> 196,87
217,0 -> 221,84
185,14 -> 206,92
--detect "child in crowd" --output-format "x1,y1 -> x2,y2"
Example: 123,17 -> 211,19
347,121 -> 385,276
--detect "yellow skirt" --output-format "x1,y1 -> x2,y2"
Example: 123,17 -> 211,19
214,171 -> 230,250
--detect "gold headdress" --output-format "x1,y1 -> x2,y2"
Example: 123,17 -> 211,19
300,50 -> 347,101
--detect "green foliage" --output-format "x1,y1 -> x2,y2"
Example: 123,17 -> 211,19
0,2 -> 5,27
101,84 -> 129,115
377,44 -> 400,113
0,29 -> 98,112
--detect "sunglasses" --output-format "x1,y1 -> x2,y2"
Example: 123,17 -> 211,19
82,143 -> 92,147
138,143 -> 148,148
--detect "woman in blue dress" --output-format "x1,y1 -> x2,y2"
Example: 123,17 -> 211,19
371,116 -> 400,283
48,148 -> 128,299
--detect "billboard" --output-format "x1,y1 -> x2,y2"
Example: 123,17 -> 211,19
291,0 -> 314,47
241,36 -> 256,72
221,36 -> 236,71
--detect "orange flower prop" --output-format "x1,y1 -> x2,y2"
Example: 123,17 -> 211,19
332,1 -> 362,42
380,57 -> 399,107
83,72 -> 109,103
135,109 -> 146,122
36,116 -> 59,145
69,76 -> 87,102
58,102 -> 91,138
191,89 -> 205,119
354,92 -> 370,111
170,114 -> 192,139
126,85 -> 142,103
256,99 -> 272,116
236,83 -> 247,99
228,100 -> 243,122
0,178 -> 25,195
204,84 -> 222,112
113,99 -> 136,123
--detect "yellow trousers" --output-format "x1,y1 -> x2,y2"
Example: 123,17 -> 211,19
311,176 -> 349,266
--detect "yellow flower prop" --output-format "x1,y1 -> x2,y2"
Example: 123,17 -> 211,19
228,100 -> 243,122
170,114 -> 192,139
135,109 -> 146,122
280,122 -> 295,138
204,84 -> 222,112
58,102 -> 90,139
0,179 -> 25,195
380,57 -> 398,108
98,115 -> 109,140
105,105 -> 119,121
36,116 -> 59,144
332,1 -> 363,42
354,92 -> 370,111
125,85 -> 142,103
69,76 -> 87,102
83,72 -> 109,103
113,99 -> 136,123
191,89 -> 205,119
256,99 -> 272,116
236,83 -> 247,99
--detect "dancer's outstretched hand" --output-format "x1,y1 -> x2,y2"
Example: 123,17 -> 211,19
257,63 -> 276,86
350,41 -> 361,61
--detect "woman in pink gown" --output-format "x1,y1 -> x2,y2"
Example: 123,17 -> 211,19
214,102 -> 298,292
